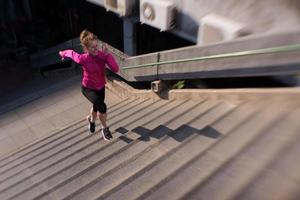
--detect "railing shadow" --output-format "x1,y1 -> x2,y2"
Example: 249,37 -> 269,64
116,124 -> 222,144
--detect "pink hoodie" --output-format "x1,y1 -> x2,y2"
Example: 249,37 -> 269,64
60,50 -> 119,90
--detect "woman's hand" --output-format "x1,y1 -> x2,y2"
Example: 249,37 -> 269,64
102,43 -> 108,52
98,40 -> 108,53
59,51 -> 65,60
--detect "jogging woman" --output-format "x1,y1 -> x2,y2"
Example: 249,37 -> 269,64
59,30 -> 119,140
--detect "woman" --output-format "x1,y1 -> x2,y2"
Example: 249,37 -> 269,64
59,30 -> 119,141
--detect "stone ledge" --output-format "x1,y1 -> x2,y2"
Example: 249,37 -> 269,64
106,79 -> 300,104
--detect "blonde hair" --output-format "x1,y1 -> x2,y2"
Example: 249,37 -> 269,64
80,29 -> 98,48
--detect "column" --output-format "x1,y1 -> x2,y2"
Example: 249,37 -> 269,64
123,17 -> 137,56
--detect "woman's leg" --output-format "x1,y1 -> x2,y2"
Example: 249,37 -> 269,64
81,86 -> 98,133
99,111 -> 112,140
95,87 -> 107,128
81,86 -> 111,139
98,112 -> 107,128
89,106 -> 97,122
95,88 -> 112,140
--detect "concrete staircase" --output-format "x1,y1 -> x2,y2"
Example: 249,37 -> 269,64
0,87 -> 300,200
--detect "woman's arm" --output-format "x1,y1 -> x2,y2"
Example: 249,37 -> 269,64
105,53 -> 119,73
59,50 -> 85,65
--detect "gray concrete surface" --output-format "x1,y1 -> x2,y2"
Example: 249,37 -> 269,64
1,80 -> 300,199
0,71 -> 121,158
120,30 -> 300,82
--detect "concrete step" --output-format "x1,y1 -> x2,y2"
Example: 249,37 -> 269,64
233,120 -> 300,200
99,101 -> 258,200
0,97 -> 135,182
0,91 -> 127,168
0,97 -> 158,199
184,106 -> 300,200
140,100 -> 295,200
2,84 -> 299,200
0,99 -> 198,199
64,101 -> 235,200
14,100 -> 195,200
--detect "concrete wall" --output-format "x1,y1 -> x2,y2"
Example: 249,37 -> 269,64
121,52 -> 159,81
121,30 -> 300,82
175,0 -> 300,41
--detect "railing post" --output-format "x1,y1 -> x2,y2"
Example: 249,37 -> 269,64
151,80 -> 167,93
156,52 -> 160,81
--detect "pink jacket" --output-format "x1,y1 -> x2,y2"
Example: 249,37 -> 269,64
60,50 -> 119,90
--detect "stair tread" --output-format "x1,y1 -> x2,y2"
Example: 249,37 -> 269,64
234,126 -> 300,200
0,93 -> 128,167
141,101 -> 294,200
0,97 -> 137,180
1,89 -> 299,200
185,106 -> 300,200
1,99 -> 210,200
100,102 -> 257,200
68,102 -> 235,200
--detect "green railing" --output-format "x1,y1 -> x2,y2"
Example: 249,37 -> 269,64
122,44 -> 300,70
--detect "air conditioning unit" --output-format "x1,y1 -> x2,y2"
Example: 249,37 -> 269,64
198,14 -> 250,45
140,0 -> 176,31
104,0 -> 136,16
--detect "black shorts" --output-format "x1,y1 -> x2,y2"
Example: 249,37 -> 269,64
81,86 -> 107,113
